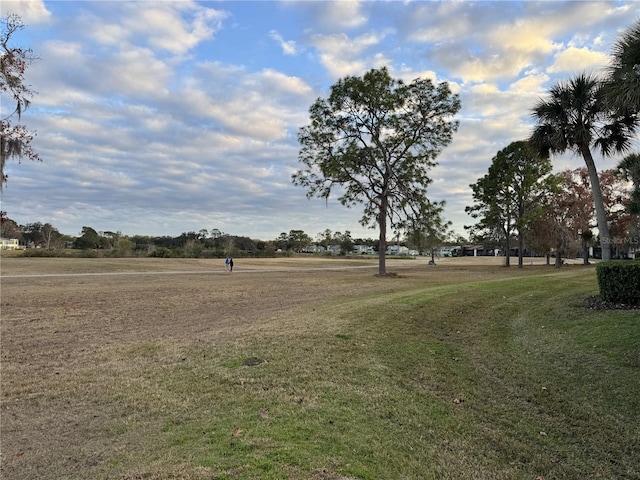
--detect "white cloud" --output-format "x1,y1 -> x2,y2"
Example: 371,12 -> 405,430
310,30 -> 389,78
1,0 -> 51,23
321,0 -> 368,30
269,30 -> 298,55
182,63 -> 313,141
547,46 -> 609,74
508,74 -> 549,95
85,2 -> 227,55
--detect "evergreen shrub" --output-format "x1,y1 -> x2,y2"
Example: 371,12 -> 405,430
596,260 -> 640,305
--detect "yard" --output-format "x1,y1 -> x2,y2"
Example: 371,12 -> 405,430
1,256 -> 638,479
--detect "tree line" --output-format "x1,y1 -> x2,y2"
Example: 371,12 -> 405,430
0,216 -> 397,258
466,162 -> 639,267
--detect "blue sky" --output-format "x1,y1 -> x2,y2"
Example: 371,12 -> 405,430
1,0 -> 639,241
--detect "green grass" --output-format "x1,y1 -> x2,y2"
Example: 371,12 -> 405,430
5,267 -> 640,479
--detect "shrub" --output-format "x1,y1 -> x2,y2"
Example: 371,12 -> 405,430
21,248 -> 78,258
596,260 -> 640,305
148,246 -> 180,258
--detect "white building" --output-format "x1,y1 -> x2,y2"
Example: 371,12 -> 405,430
0,238 -> 22,250
353,245 -> 375,255
386,245 -> 410,255
302,245 -> 326,253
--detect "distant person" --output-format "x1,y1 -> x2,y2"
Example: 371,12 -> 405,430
229,258 -> 234,272
225,257 -> 230,271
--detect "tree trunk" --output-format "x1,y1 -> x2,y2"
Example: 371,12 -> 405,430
517,228 -> 524,268
378,198 -> 387,276
503,229 -> 511,267
580,145 -> 611,261
555,252 -> 562,268
582,241 -> 590,265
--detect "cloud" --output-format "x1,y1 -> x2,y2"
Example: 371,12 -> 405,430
319,0 -> 368,30
286,0 -> 367,31
184,62 -> 314,140
81,2 -> 227,55
1,0 -> 51,23
310,30 -> 390,78
547,46 -> 609,74
269,30 -> 298,55
406,1 -> 631,85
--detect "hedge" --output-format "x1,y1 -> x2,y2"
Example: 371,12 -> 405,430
596,260 -> 640,305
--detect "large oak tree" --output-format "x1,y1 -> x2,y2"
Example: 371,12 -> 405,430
293,67 -> 460,275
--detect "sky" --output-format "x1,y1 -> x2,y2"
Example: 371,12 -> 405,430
1,0 -> 639,242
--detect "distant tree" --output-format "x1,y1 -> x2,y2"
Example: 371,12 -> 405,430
22,221 -> 43,246
293,67 -> 460,275
0,211 -> 21,239
287,229 -> 312,252
275,232 -> 288,251
184,239 -> 203,258
528,167 -> 633,265
176,231 -> 198,247
530,73 -> 638,261
333,230 -> 353,255
115,237 -> 133,257
406,201 -> 451,264
41,223 -> 62,249
209,228 -> 224,248
232,236 -> 256,251
1,14 -> 41,187
529,172 -> 582,267
101,231 -> 120,249
317,229 -> 333,248
529,213 -> 571,268
466,141 -> 556,267
223,234 -> 235,256
197,229 -> 208,241
452,233 -> 468,246
74,226 -> 100,250
601,168 -> 639,258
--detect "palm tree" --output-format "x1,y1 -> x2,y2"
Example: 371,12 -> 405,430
604,20 -> 640,116
617,153 -> 640,215
530,73 -> 637,261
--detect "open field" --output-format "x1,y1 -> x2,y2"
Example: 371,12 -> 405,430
1,256 -> 639,479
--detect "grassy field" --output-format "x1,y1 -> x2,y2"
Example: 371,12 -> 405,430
1,256 -> 638,479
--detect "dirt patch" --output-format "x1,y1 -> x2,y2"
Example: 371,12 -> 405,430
584,295 -> 640,310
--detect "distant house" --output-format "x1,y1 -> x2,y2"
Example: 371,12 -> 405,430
353,244 -> 375,255
0,238 -> 22,250
386,245 -> 409,255
460,245 -> 494,256
302,244 -> 326,253
327,245 -> 342,255
440,246 -> 460,257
